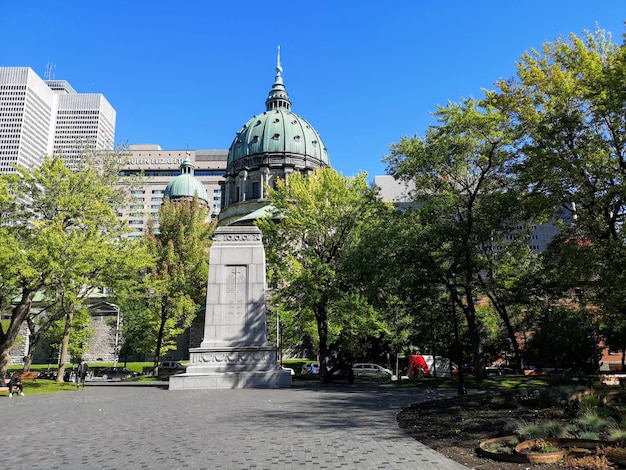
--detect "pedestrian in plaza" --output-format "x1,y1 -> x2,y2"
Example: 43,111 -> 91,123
76,359 -> 89,389
8,372 -> 24,397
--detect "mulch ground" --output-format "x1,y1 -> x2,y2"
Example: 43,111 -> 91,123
396,390 -> 623,469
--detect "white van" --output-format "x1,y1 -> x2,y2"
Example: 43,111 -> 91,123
408,355 -> 454,378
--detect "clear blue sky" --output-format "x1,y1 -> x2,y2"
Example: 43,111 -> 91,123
1,2 -> 624,179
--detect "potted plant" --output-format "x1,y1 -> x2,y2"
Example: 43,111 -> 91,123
478,435 -> 528,463
515,438 -> 569,464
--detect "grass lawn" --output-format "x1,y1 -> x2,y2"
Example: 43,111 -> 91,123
8,360 -> 585,395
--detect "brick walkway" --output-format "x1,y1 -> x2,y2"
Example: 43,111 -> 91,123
0,380 -> 470,469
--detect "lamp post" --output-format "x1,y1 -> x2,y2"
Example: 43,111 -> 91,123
446,270 -> 466,395
113,304 -> 121,368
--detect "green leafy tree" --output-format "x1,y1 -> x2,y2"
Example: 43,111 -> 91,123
139,196 -> 214,373
257,167 -> 378,375
489,28 -> 626,359
344,203 -> 444,373
40,304 -> 93,367
384,98 -> 535,376
0,151 -> 144,378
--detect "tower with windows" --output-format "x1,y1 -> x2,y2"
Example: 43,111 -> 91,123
0,67 -> 115,173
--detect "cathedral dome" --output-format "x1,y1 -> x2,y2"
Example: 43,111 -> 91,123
226,48 -> 329,171
164,154 -> 209,205
218,48 -> 330,226
228,109 -> 329,167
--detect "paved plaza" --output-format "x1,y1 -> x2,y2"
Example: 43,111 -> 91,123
1,380 -> 470,470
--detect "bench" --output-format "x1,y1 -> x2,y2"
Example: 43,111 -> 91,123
19,371 -> 40,383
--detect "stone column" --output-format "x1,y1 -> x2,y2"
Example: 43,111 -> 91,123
169,226 -> 291,390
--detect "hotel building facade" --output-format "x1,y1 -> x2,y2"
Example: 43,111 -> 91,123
118,145 -> 227,238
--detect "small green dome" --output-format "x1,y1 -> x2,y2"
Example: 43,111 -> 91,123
164,154 -> 209,204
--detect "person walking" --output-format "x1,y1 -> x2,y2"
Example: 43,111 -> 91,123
76,360 -> 89,389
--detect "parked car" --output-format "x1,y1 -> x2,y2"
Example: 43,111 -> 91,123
301,362 -> 320,375
96,367 -> 138,380
38,370 -> 57,380
352,363 -> 393,379
158,361 -> 187,375
485,366 -> 515,376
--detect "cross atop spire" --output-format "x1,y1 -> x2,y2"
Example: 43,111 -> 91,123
265,45 -> 291,111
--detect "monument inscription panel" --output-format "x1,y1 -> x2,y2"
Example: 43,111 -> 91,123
225,265 -> 247,303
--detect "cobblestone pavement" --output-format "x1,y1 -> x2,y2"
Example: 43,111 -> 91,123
0,380 -> 470,470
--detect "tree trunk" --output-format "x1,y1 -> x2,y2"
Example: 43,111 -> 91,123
461,285 -> 485,381
0,289 -> 36,378
23,317 -> 40,372
56,308 -> 74,383
316,305 -> 329,378
153,301 -> 167,376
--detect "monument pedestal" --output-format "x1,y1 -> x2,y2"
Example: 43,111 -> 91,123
170,226 -> 291,390
169,346 -> 291,389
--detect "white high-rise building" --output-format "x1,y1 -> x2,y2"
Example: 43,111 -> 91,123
0,67 -> 115,173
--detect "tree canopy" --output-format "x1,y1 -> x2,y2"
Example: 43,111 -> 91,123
0,151 -> 150,378
257,168 -> 379,370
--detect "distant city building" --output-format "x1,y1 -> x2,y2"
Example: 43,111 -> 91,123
118,145 -> 227,238
374,175 -> 560,253
219,48 -> 330,226
0,67 -> 115,173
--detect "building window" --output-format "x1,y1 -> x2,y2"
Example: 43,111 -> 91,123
252,181 -> 260,199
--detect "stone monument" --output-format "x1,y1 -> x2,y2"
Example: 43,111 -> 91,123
169,226 -> 291,389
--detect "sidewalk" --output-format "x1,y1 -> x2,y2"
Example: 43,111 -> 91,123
0,380 -> 470,469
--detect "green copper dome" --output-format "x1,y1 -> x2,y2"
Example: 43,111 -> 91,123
227,48 -> 330,167
164,154 -> 209,204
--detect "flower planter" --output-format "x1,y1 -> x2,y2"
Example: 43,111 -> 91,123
554,438 -> 613,450
477,436 -> 528,463
515,438 -> 569,464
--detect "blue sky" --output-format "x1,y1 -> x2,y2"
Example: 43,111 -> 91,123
1,2 -> 624,179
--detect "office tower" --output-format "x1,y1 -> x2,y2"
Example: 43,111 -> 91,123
0,67 -> 115,173
50,80 -> 115,169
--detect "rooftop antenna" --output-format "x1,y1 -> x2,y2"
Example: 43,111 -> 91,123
44,62 -> 56,80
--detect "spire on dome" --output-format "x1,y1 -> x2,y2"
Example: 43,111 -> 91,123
265,45 -> 291,111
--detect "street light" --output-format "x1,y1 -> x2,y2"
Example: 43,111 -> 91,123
446,270 -> 466,395
113,304 -> 121,368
